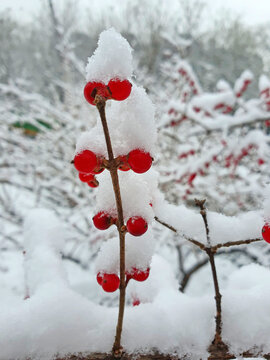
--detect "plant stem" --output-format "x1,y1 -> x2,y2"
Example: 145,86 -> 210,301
96,96 -> 126,357
195,199 -> 224,346
205,247 -> 222,344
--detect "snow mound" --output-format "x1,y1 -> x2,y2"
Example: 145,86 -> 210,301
86,28 -> 133,83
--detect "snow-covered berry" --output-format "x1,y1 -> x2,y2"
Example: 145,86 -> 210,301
127,267 -> 150,282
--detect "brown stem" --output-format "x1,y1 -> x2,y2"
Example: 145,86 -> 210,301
96,95 -> 126,357
205,247 -> 223,344
154,216 -> 205,250
195,199 -> 227,351
195,198 -> 211,246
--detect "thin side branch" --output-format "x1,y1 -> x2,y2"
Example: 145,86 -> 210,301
195,198 -> 210,246
154,216 -> 262,250
195,199 -> 228,355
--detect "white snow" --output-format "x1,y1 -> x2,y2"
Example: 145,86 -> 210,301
154,197 -> 263,246
85,28 -> 133,84
95,231 -> 155,274
259,74 -> 270,93
263,185 -> 270,224
76,84 -> 157,157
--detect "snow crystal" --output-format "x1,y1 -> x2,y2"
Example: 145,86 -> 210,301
86,28 -> 133,84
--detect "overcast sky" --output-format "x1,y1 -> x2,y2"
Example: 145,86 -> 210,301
1,0 -> 270,27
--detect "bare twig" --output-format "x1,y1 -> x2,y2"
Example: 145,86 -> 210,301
154,216 -> 262,250
180,248 -> 261,292
195,199 -> 229,356
194,198 -> 211,246
96,95 -> 126,357
154,216 -> 205,250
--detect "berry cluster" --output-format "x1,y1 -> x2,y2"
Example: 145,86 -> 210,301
74,148 -> 153,188
77,47 -> 153,300
96,267 -> 150,293
84,79 -> 132,105
93,212 -> 148,237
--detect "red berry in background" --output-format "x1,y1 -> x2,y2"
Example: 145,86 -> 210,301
101,273 -> 120,292
128,149 -> 152,174
262,224 -> 270,243
128,267 -> 150,282
126,216 -> 148,236
108,79 -> 132,101
258,158 -> 265,165
74,150 -> 100,174
93,211 -> 113,230
188,173 -> 197,186
97,272 -> 103,286
118,155 -> 130,171
84,82 -> 110,105
79,173 -> 96,183
133,299 -> 140,307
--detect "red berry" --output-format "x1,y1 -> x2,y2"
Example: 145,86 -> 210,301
128,149 -> 152,174
97,272 -> 103,286
108,79 -> 132,101
188,173 -> 197,185
84,82 -> 110,105
118,155 -> 130,171
126,216 -> 148,236
128,267 -> 150,282
133,299 -> 140,306
74,150 -> 100,174
93,211 -> 113,230
79,173 -> 96,183
88,179 -> 99,188
262,224 -> 270,243
258,158 -> 265,165
101,273 -> 120,292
